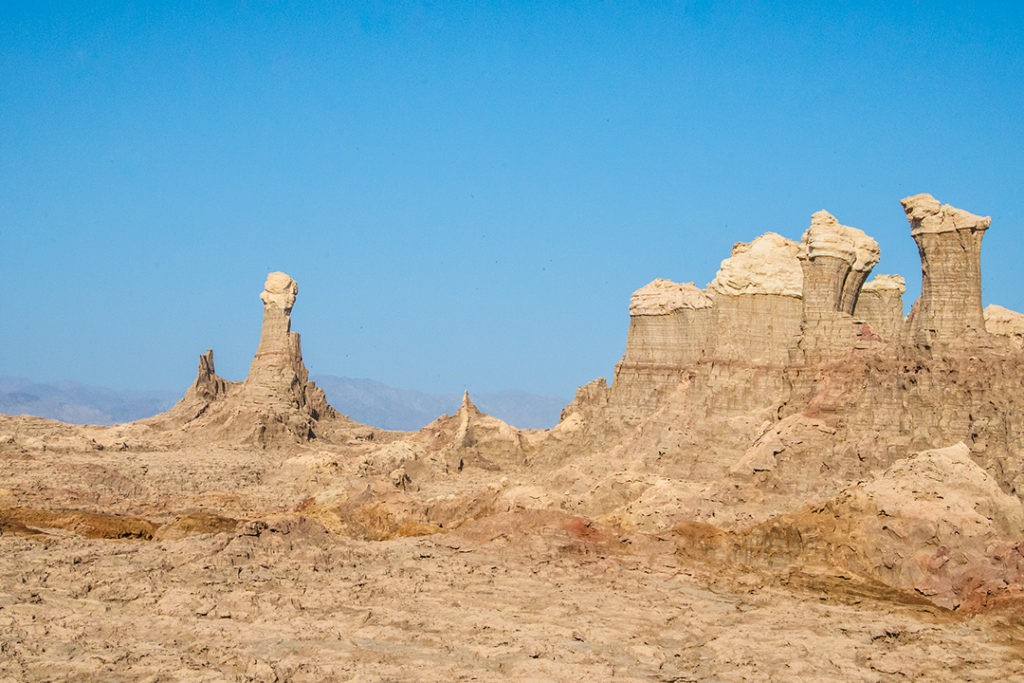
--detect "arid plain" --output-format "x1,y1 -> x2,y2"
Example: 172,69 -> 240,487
3,194 -> 1024,681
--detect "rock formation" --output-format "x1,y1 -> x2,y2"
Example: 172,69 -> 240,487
4,192 -> 1024,679
620,280 -> 713,370
239,272 -> 336,428
609,234 -> 803,418
693,443 -> 1024,611
985,304 -> 1024,350
854,274 -> 905,341
901,193 -> 990,348
559,193 -> 1024,513
170,349 -> 228,420
706,233 -> 805,366
795,211 -> 880,363
149,272 -> 343,445
421,391 -> 527,472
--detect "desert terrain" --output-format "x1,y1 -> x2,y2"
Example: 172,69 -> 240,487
2,193 -> 1023,681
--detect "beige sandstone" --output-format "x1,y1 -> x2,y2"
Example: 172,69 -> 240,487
707,232 -> 803,298
854,274 -> 906,341
902,193 -> 990,348
147,271 -> 341,445
2,193 -> 1024,680
985,303 -> 1024,350
628,278 -> 712,316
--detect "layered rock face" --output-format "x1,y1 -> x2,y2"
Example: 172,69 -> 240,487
902,193 -> 990,348
618,280 -> 713,373
718,443 -> 1024,610
795,211 -> 880,363
611,234 -> 802,416
986,304 -> 1024,350
150,272 -> 340,445
707,233 -> 805,365
563,193 -> 1024,498
854,274 -> 906,341
422,391 -> 527,472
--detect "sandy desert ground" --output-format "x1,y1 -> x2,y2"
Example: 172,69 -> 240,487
1,424 -> 1022,682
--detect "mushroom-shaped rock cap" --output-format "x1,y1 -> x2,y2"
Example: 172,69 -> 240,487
260,271 -> 298,312
708,232 -> 803,298
900,194 -> 991,236
803,211 -> 880,272
630,279 -> 713,316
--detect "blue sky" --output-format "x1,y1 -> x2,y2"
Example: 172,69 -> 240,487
1,2 -> 1022,398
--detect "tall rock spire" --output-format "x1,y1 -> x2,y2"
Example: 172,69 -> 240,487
901,194 -> 990,348
152,271 -> 339,445
237,271 -> 336,439
243,272 -> 305,406
796,211 -> 880,362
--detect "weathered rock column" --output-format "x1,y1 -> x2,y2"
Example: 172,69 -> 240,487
707,233 -> 804,366
797,211 -> 879,362
621,279 -> 714,366
147,271 -> 339,443
244,271 -> 303,406
840,234 -> 882,315
191,349 -> 227,401
901,194 -> 990,348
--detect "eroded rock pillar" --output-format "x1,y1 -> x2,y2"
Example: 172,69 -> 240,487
244,272 -> 304,406
797,211 -> 879,362
840,236 -> 881,314
901,194 -> 990,348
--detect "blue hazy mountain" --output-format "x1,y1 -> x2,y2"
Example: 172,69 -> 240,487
0,376 -> 568,430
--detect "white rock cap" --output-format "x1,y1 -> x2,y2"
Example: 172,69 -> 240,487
984,304 -> 1024,339
900,193 -> 991,236
260,271 -> 298,312
708,232 -> 803,298
803,210 -> 880,272
630,279 -> 713,316
861,274 -> 906,294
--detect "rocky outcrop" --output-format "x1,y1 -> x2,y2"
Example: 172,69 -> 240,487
902,194 -> 990,349
421,391 -> 527,472
985,304 -> 1024,350
628,279 -> 713,316
795,211 -> 880,363
151,349 -> 229,426
149,272 -> 342,445
707,233 -> 804,299
853,274 -> 905,341
559,193 -> 1024,521
801,211 -> 880,314
239,272 -> 336,429
728,444 -> 1024,611
619,280 -> 714,371
706,233 -> 805,366
611,234 -> 803,413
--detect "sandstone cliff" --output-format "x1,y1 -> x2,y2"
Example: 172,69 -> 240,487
558,193 -> 1024,523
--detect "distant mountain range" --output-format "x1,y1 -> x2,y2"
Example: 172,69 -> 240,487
0,375 -> 568,430
311,375 -> 568,430
0,377 -> 180,426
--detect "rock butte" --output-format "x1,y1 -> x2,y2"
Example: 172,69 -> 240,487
2,192 -> 1024,679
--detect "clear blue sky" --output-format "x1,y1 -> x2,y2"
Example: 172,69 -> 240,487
2,2 -> 1022,398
